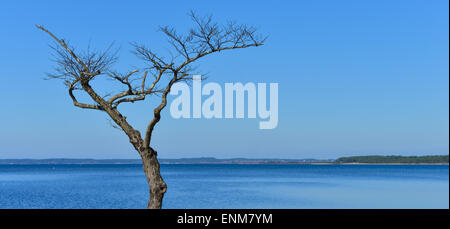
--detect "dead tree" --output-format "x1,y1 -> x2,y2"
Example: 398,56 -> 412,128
37,12 -> 265,209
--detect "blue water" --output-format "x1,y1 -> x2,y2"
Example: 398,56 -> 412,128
0,164 -> 448,209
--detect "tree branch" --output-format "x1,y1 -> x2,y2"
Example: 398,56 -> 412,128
36,25 -> 89,73
38,12 -> 265,154
144,74 -> 179,148
68,80 -> 104,110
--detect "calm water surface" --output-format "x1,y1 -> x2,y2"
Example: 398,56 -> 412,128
0,164 -> 448,209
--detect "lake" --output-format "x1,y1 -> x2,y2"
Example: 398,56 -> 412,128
0,164 -> 448,209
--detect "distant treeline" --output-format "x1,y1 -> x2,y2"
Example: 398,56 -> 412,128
335,155 -> 449,164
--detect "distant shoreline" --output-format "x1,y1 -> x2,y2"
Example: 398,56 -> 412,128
331,163 -> 449,165
0,156 -> 448,165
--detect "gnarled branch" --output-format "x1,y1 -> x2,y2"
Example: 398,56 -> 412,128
38,12 -> 265,151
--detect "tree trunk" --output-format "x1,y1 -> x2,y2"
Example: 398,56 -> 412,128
141,150 -> 167,209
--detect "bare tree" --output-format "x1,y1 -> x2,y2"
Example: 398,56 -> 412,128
37,12 -> 265,209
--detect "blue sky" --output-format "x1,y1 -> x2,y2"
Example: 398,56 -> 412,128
0,0 -> 448,159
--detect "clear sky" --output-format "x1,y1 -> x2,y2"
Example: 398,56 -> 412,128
0,0 -> 448,159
